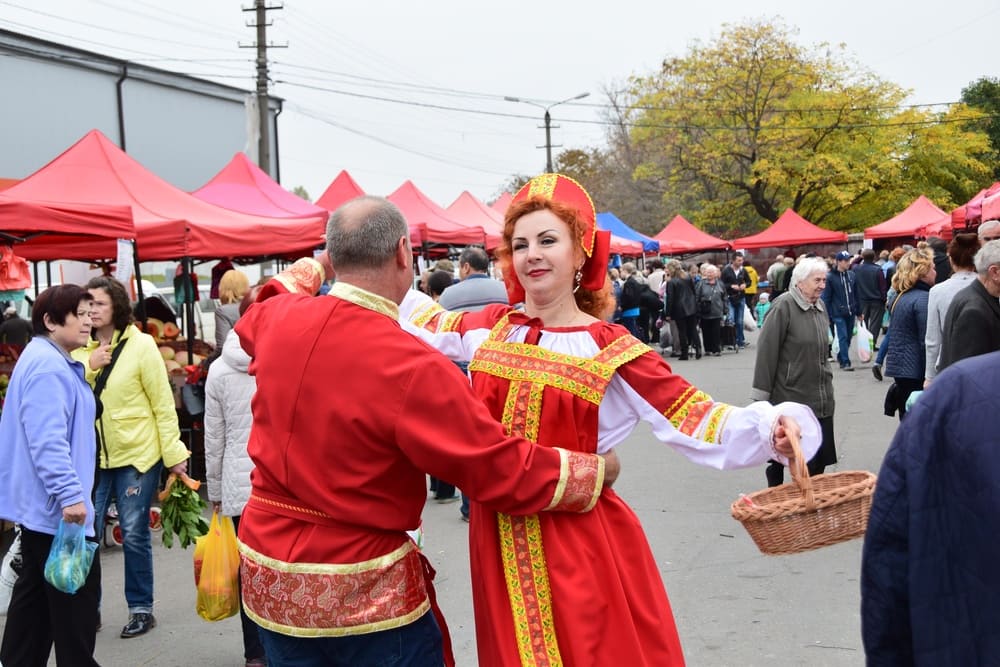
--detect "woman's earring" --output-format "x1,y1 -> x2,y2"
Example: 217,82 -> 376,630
573,269 -> 583,293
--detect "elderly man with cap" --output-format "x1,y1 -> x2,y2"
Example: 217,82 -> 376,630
823,250 -> 863,370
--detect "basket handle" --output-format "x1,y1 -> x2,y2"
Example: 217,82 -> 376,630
786,428 -> 817,511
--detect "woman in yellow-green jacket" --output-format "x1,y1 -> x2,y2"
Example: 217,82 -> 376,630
72,276 -> 189,640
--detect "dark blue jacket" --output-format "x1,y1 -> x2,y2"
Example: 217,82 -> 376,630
821,268 -> 860,319
884,282 -> 930,380
852,260 -> 887,303
862,351 -> 1000,664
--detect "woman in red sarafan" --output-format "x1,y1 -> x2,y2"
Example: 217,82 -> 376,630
403,174 -> 820,666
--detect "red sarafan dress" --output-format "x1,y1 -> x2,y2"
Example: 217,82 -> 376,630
403,298 -> 820,667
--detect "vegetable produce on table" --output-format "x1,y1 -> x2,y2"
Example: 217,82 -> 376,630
158,472 -> 209,548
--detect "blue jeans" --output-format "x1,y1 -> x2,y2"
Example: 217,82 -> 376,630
831,316 -> 854,367
875,327 -> 890,365
729,298 -> 746,346
259,611 -> 442,667
94,463 -> 162,614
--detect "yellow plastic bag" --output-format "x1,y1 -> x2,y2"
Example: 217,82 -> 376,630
192,532 -> 207,587
195,512 -> 240,621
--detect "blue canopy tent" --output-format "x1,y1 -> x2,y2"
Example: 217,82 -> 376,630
596,212 -> 660,253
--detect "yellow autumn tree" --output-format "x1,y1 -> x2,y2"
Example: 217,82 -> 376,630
625,19 -> 991,234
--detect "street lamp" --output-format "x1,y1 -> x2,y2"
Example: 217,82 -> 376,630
504,92 -> 590,172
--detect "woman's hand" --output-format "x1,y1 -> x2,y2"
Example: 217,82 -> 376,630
169,460 -> 189,476
88,342 -> 112,371
62,501 -> 88,525
601,450 -> 621,488
772,415 -> 802,459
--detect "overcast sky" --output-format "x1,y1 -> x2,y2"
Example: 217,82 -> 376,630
3,0 -> 998,208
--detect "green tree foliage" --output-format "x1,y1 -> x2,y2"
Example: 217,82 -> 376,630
619,20 -> 991,234
961,77 -> 1000,179
292,185 -> 310,201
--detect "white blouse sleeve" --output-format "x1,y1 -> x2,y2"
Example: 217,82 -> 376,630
598,371 -> 821,470
398,288 -> 490,363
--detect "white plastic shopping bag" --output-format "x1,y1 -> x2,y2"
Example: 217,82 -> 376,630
743,303 -> 757,332
0,527 -> 23,615
856,321 -> 874,363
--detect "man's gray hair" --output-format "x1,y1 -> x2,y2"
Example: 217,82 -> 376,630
974,239 -> 1000,274
978,219 -> 1000,240
791,257 -> 829,287
326,196 -> 409,271
459,246 -> 489,273
620,261 -> 636,276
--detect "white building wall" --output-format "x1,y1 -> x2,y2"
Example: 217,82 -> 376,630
0,29 -> 278,191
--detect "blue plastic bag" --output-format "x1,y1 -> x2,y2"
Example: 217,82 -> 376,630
44,520 -> 98,594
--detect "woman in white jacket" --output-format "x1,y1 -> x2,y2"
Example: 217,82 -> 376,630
204,288 -> 265,667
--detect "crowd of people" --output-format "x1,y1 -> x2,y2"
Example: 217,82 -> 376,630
2,175 -> 1000,663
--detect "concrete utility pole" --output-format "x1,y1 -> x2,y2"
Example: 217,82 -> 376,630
504,93 -> 590,173
241,0 -> 286,174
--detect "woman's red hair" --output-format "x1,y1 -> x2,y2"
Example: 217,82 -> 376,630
496,195 -> 615,320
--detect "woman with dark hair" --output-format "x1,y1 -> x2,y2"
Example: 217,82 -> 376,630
72,276 -> 190,639
884,248 -> 936,419
403,174 -> 822,666
664,259 -> 701,360
0,285 -> 102,666
924,233 -> 980,385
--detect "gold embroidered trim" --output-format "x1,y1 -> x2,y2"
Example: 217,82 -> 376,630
243,600 -> 430,639
237,540 -> 430,637
702,404 -> 734,444
328,282 -> 399,320
239,538 -> 414,575
583,452 -> 604,512
409,301 -> 444,328
527,173 -> 559,200
545,448 -> 571,511
438,310 -> 464,333
470,342 -> 617,406
593,336 -> 650,368
498,513 -> 560,666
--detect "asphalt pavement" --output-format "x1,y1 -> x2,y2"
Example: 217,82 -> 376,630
2,328 -> 897,666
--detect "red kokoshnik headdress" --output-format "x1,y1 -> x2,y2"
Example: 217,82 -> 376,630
506,173 -> 611,304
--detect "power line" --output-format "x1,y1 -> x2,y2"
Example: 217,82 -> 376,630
275,78 -> 998,132
288,103 -> 519,177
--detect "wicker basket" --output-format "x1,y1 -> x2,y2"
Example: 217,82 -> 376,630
730,433 -> 876,555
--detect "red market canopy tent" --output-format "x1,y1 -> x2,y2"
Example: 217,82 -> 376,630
608,235 -> 645,256
193,152 -> 329,220
491,192 -> 513,216
388,181 -> 488,247
0,178 -> 19,192
316,170 -> 366,212
864,195 -> 951,240
978,187 -> 1000,225
0,130 -> 326,261
445,191 -> 503,251
732,209 -> 848,250
0,199 -> 135,261
653,215 -> 731,254
952,182 -> 1000,231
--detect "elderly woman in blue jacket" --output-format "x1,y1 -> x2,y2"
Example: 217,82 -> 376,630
0,285 -> 101,667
